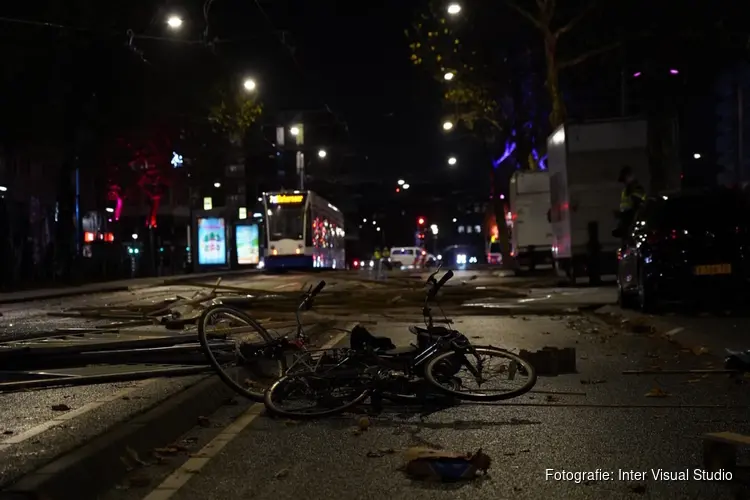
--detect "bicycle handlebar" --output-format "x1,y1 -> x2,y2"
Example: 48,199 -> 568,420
426,270 -> 453,301
300,280 -> 326,311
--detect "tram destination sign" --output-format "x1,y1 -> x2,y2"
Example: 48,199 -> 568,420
269,194 -> 305,204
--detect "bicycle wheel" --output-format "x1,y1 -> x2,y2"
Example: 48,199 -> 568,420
424,346 -> 537,401
198,304 -> 284,402
264,369 -> 371,419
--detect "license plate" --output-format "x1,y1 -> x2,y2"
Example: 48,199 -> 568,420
693,264 -> 732,276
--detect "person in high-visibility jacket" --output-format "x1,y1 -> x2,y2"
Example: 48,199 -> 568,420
381,247 -> 390,274
615,165 -> 646,236
373,248 -> 382,279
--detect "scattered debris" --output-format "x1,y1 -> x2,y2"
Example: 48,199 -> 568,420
627,483 -> 647,494
3,430 -> 13,435
580,379 -> 607,385
128,475 -> 151,488
357,417 -> 371,431
645,387 -> 669,398
197,416 -> 211,427
545,395 -> 559,403
51,404 -> 70,412
520,347 -> 576,376
274,468 -> 290,479
402,447 -> 491,481
692,346 -> 710,356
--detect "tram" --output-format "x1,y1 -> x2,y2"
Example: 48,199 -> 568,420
262,191 -> 345,270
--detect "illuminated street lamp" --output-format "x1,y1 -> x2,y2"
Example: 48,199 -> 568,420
442,121 -> 454,131
693,153 -> 701,159
242,78 -> 257,92
214,182 -> 221,188
376,227 -> 381,232
444,72 -> 455,81
430,224 -> 439,235
447,3 -> 462,15
402,183 -> 410,190
290,126 -> 300,136
448,156 -> 457,166
166,15 -> 183,29
318,149 -> 327,159
397,179 -> 405,186
131,233 -> 138,240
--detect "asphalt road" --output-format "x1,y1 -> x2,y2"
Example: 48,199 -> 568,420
101,314 -> 750,500
0,269 -> 545,491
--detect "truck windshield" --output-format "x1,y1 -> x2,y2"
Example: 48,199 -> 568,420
267,206 -> 304,240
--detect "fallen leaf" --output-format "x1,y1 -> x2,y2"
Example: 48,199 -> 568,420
275,469 -> 289,479
692,346 -> 710,356
51,404 -> 70,412
366,451 -> 384,458
357,417 -> 371,431
197,416 -> 210,428
545,395 -> 559,402
580,379 -> 607,385
645,387 -> 669,398
378,448 -> 396,454
686,379 -> 702,384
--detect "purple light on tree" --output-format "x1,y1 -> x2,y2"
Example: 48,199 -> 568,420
531,149 -> 548,170
632,71 -> 642,78
493,139 -> 517,169
669,69 -> 679,75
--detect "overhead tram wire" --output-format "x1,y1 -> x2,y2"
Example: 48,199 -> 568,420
251,0 -> 356,144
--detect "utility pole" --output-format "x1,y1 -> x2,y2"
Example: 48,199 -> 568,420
738,84 -> 744,185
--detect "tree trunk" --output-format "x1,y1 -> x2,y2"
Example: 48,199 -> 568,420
544,36 -> 566,128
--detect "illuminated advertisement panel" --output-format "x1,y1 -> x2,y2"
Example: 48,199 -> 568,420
236,224 -> 260,265
197,217 -> 227,266
268,193 -> 306,205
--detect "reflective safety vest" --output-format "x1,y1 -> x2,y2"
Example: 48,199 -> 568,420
373,250 -> 381,259
382,248 -> 390,258
619,182 -> 646,212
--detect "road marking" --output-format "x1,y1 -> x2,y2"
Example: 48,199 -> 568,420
665,327 -> 685,338
273,282 -> 300,290
0,379 -> 156,451
142,330 -> 350,500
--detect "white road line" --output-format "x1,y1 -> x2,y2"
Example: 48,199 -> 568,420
142,330 -> 351,500
0,379 -> 156,451
664,327 -> 685,338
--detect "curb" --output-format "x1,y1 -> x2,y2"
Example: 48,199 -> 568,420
0,376 -> 234,500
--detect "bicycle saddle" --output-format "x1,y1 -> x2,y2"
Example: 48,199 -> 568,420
408,325 -> 453,336
350,325 -> 396,351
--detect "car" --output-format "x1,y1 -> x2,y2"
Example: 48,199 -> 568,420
617,188 -> 750,311
389,247 -> 436,269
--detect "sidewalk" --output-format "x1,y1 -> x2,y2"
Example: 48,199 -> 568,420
596,304 -> 750,358
0,269 -> 259,305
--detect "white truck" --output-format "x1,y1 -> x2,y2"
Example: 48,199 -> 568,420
546,117 -> 680,284
509,171 -> 553,271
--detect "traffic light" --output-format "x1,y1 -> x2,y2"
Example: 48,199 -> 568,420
417,217 -> 425,226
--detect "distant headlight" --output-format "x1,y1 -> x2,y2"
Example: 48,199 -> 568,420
469,256 -> 478,264
456,254 -> 467,264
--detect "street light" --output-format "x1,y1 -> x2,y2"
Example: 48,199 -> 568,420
448,156 -> 457,166
132,233 -> 138,240
693,153 -> 701,159
318,149 -> 327,159
397,179 -> 405,186
430,224 -> 439,235
0,186 -> 7,192
442,121 -> 454,131
213,182 -> 221,188
290,126 -> 300,136
452,218 -> 457,222
447,3 -> 462,15
376,227 -> 381,232
242,78 -> 257,92
166,15 -> 183,29
444,72 -> 454,81
402,183 -> 410,190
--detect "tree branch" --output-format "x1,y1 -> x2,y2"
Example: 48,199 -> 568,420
506,1 -> 545,32
558,41 -> 621,69
555,0 -> 596,38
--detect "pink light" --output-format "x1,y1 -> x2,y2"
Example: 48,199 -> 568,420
632,71 -> 641,78
669,69 -> 679,75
